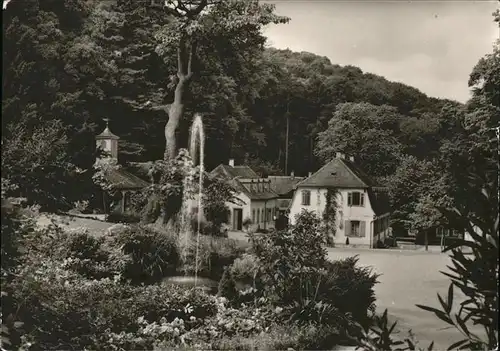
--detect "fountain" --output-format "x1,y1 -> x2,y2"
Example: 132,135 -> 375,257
163,114 -> 218,292
186,113 -> 204,286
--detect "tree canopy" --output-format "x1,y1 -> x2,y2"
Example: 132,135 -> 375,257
2,0 -> 498,234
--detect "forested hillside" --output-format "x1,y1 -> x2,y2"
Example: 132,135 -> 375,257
2,0 -> 498,235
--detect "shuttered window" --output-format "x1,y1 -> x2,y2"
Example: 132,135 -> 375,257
347,192 -> 365,207
257,209 -> 260,223
301,190 -> 311,206
252,209 -> 256,223
344,220 -> 366,237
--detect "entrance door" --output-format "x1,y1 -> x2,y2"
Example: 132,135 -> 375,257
233,209 -> 243,231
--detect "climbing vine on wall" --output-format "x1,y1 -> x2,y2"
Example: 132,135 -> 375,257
322,187 -> 339,246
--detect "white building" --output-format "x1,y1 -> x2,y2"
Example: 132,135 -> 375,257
210,159 -> 278,232
289,153 -> 391,248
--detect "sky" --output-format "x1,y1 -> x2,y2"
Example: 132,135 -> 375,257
3,0 -> 497,102
263,0 -> 499,103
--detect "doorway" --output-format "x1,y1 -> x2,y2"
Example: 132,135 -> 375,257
233,208 -> 243,231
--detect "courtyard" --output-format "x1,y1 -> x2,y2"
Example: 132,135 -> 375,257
327,248 -> 466,350
226,230 -> 475,350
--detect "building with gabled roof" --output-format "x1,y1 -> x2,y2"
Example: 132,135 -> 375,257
289,153 -> 391,248
95,120 -> 149,215
210,159 -> 278,232
268,173 -> 305,213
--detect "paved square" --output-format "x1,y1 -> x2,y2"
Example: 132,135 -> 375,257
327,247 -> 479,350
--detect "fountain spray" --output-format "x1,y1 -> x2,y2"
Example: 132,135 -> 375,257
188,114 -> 205,286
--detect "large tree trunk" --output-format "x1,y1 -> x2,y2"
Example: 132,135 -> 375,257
155,40 -> 195,228
163,39 -> 195,162
164,78 -> 187,161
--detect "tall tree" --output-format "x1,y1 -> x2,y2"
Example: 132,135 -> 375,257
315,102 -> 405,178
2,0 -> 101,208
150,0 -> 289,161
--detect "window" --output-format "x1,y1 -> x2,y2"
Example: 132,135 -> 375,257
301,190 -> 311,206
345,220 -> 366,237
261,209 -> 264,223
257,209 -> 260,223
347,192 -> 364,207
252,209 -> 256,223
267,209 -> 271,222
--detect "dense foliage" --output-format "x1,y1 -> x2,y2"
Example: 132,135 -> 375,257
1,1 -> 498,350
4,0 -> 493,233
1,204 -> 382,350
219,210 -> 380,340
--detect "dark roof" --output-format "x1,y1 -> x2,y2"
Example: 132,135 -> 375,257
211,164 -> 259,180
276,199 -> 292,209
231,180 -> 278,200
368,188 -> 391,216
126,162 -> 154,182
297,158 -> 381,188
211,165 -> 277,201
268,176 -> 305,196
105,167 -> 149,190
246,190 -> 278,200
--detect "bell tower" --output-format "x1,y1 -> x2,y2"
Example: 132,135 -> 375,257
95,118 -> 119,160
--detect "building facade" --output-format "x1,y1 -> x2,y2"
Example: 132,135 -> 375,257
210,160 -> 278,232
289,154 -> 391,248
95,120 -> 149,214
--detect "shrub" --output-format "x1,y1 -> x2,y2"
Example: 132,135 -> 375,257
249,210 -> 379,331
113,225 -> 180,283
249,210 -> 327,305
218,254 -> 262,302
64,230 -> 106,261
9,269 -> 218,351
415,225 -> 499,350
230,254 -> 260,287
182,236 -> 243,281
218,267 -> 238,300
321,257 -> 379,328
212,323 -> 345,351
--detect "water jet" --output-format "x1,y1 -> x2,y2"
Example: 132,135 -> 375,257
177,114 -> 207,288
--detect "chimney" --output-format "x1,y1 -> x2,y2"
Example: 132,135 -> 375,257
290,171 -> 295,179
335,152 -> 342,159
349,156 -> 354,162
228,159 -> 235,167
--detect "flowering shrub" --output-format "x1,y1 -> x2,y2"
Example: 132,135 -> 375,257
141,296 -> 275,350
249,210 -> 328,305
247,210 -> 379,331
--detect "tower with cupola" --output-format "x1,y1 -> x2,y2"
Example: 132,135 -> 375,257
95,118 -> 119,160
